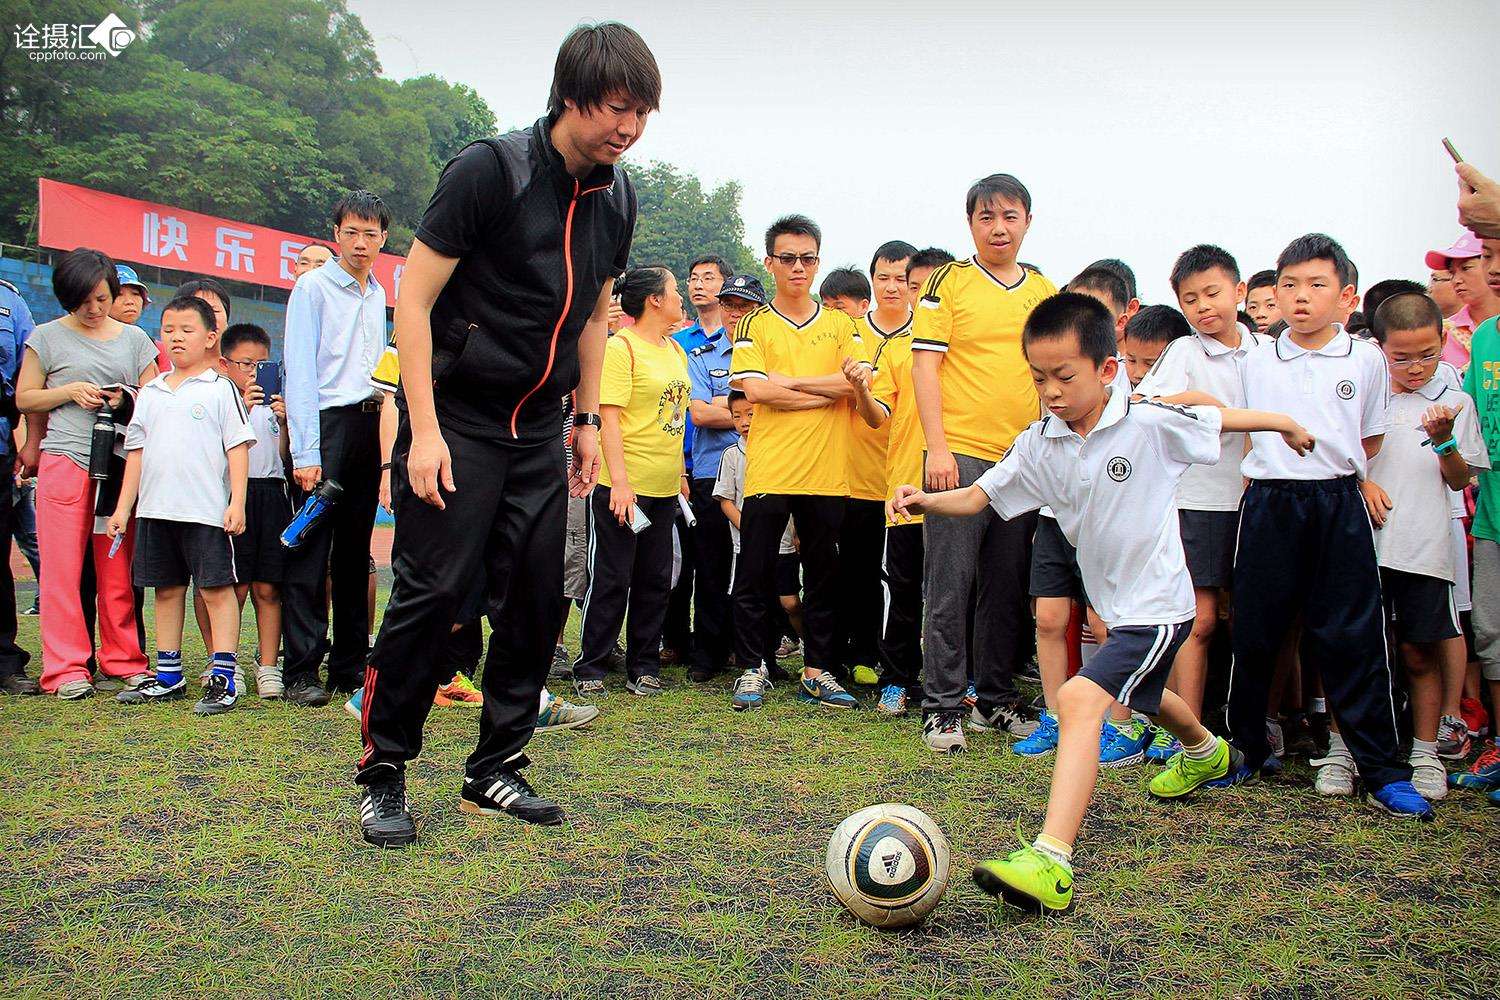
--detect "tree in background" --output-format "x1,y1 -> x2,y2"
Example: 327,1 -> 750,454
627,161 -> 769,318
0,1 -> 763,281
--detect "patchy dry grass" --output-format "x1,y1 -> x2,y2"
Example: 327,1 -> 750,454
2,594 -> 1497,999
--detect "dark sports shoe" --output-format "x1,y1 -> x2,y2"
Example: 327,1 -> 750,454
284,678 -> 331,707
193,674 -> 238,715
460,762 -> 565,826
117,676 -> 188,704
360,773 -> 417,847
625,674 -> 664,697
1,674 -> 41,695
549,644 -> 573,681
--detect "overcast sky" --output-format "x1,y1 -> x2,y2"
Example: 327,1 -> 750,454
350,0 -> 1498,304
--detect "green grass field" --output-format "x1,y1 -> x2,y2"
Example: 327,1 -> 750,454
3,589 -> 1499,999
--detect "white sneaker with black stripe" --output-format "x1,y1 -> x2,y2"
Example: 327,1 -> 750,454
460,761 -> 565,826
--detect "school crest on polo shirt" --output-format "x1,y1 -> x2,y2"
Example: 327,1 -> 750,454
1106,456 -> 1132,482
190,403 -> 207,420
1336,380 -> 1356,400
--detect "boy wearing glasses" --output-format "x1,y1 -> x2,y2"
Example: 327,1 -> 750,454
728,214 -> 868,709
1361,293 -> 1488,801
1226,234 -> 1432,819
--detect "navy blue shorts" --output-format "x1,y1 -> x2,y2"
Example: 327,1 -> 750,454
1381,568 -> 1460,644
1180,509 -> 1239,589
1030,515 -> 1085,601
1079,620 -> 1192,715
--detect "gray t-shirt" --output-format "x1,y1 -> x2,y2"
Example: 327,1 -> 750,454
27,319 -> 158,468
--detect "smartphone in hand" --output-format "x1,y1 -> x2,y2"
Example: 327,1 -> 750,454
255,361 -> 283,399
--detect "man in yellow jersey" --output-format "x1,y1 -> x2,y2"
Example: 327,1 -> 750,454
912,174 -> 1057,753
728,215 -> 868,709
837,242 -> 918,688
859,248 -> 954,717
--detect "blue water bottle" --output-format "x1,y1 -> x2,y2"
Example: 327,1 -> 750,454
281,479 -> 344,550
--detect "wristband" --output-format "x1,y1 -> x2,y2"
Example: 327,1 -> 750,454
1433,438 -> 1458,456
575,412 -> 602,430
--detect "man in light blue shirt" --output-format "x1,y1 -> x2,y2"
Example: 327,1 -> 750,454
280,191 -> 390,706
0,278 -> 36,694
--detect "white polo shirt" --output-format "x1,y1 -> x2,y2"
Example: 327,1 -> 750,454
1040,357 -> 1131,522
1238,327 -> 1389,481
247,403 -> 286,480
976,388 -> 1222,628
1366,377 -> 1488,582
125,369 -> 256,528
1135,324 -> 1265,510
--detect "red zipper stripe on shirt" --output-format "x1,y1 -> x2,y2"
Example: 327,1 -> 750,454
510,178 -> 613,439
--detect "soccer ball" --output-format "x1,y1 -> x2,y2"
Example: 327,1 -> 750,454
825,803 -> 950,928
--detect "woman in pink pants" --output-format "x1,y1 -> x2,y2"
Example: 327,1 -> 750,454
16,249 -> 159,698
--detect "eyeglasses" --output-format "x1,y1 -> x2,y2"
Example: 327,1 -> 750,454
338,227 -> 383,241
770,253 -> 819,269
1385,352 -> 1442,369
222,358 -> 261,371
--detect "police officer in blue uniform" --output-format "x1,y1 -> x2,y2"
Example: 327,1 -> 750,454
0,277 -> 38,694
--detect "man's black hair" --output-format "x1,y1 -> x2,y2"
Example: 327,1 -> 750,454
52,248 -> 119,313
616,266 -> 672,319
1086,258 -> 1138,302
1276,233 -> 1354,287
1022,292 -> 1117,367
175,277 -> 233,321
1348,258 -> 1360,293
1170,244 -> 1241,292
906,248 -> 956,278
1362,278 -> 1427,322
1237,309 -> 1256,329
869,240 -> 918,277
161,295 -> 219,333
819,267 -> 871,303
1246,269 -> 1276,293
1125,304 -> 1193,346
332,190 -> 391,232
221,323 -> 271,354
1067,267 -> 1131,316
966,173 -> 1031,218
1370,292 -> 1444,344
765,214 -> 822,255
688,254 -> 732,281
548,21 -> 662,120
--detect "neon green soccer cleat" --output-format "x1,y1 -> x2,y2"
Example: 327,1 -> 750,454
1148,736 -> 1243,799
972,844 -> 1075,916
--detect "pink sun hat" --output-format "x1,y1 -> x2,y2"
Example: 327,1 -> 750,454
1425,230 -> 1483,271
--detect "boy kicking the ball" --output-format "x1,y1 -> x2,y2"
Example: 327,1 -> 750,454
892,293 -> 1314,915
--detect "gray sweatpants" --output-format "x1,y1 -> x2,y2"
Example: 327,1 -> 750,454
921,452 -> 1035,713
1472,538 -> 1500,681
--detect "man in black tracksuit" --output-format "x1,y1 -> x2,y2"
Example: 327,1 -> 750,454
353,23 -> 661,847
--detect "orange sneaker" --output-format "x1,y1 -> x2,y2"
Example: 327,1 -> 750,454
436,673 -> 483,707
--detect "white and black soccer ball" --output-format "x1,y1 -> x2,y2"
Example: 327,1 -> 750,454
825,803 -> 950,929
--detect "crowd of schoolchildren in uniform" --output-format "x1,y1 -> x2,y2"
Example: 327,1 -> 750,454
6,172 -> 1500,872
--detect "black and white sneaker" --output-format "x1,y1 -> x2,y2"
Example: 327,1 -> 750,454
460,760 -> 565,826
360,773 -> 417,847
117,676 -> 188,704
193,674 -> 238,716
969,701 -> 1038,737
625,674 -> 664,697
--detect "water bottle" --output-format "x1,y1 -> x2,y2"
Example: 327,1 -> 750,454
88,400 -> 116,481
280,479 -> 344,550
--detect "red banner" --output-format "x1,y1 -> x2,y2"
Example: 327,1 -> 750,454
37,178 -> 407,302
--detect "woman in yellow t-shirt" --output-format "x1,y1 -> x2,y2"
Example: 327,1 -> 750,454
573,267 -> 692,697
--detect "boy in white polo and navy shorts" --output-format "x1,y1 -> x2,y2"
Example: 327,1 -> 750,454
108,296 -> 254,716
1360,292 -> 1488,800
892,292 -> 1316,916
1227,234 -> 1433,820
1134,245 -> 1265,754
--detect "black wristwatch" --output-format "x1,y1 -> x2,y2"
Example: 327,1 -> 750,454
575,411 -> 602,430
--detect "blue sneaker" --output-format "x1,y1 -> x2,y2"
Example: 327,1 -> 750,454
797,672 -> 858,710
1144,725 -> 1181,762
1370,780 -> 1436,822
731,668 -> 770,711
344,688 -> 363,720
875,684 -> 908,717
1449,741 -> 1500,790
1012,710 -> 1060,757
1099,720 -> 1149,768
1489,786 -> 1500,807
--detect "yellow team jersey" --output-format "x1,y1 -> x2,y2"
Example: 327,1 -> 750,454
599,329 -> 691,497
870,331 -> 924,526
847,312 -> 911,502
729,303 -> 867,497
911,258 -> 1056,461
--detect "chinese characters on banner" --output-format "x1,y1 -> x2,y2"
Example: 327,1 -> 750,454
37,178 -> 407,301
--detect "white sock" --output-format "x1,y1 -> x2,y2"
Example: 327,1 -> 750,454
1410,738 -> 1439,762
1310,697 -> 1327,714
1328,731 -> 1349,757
